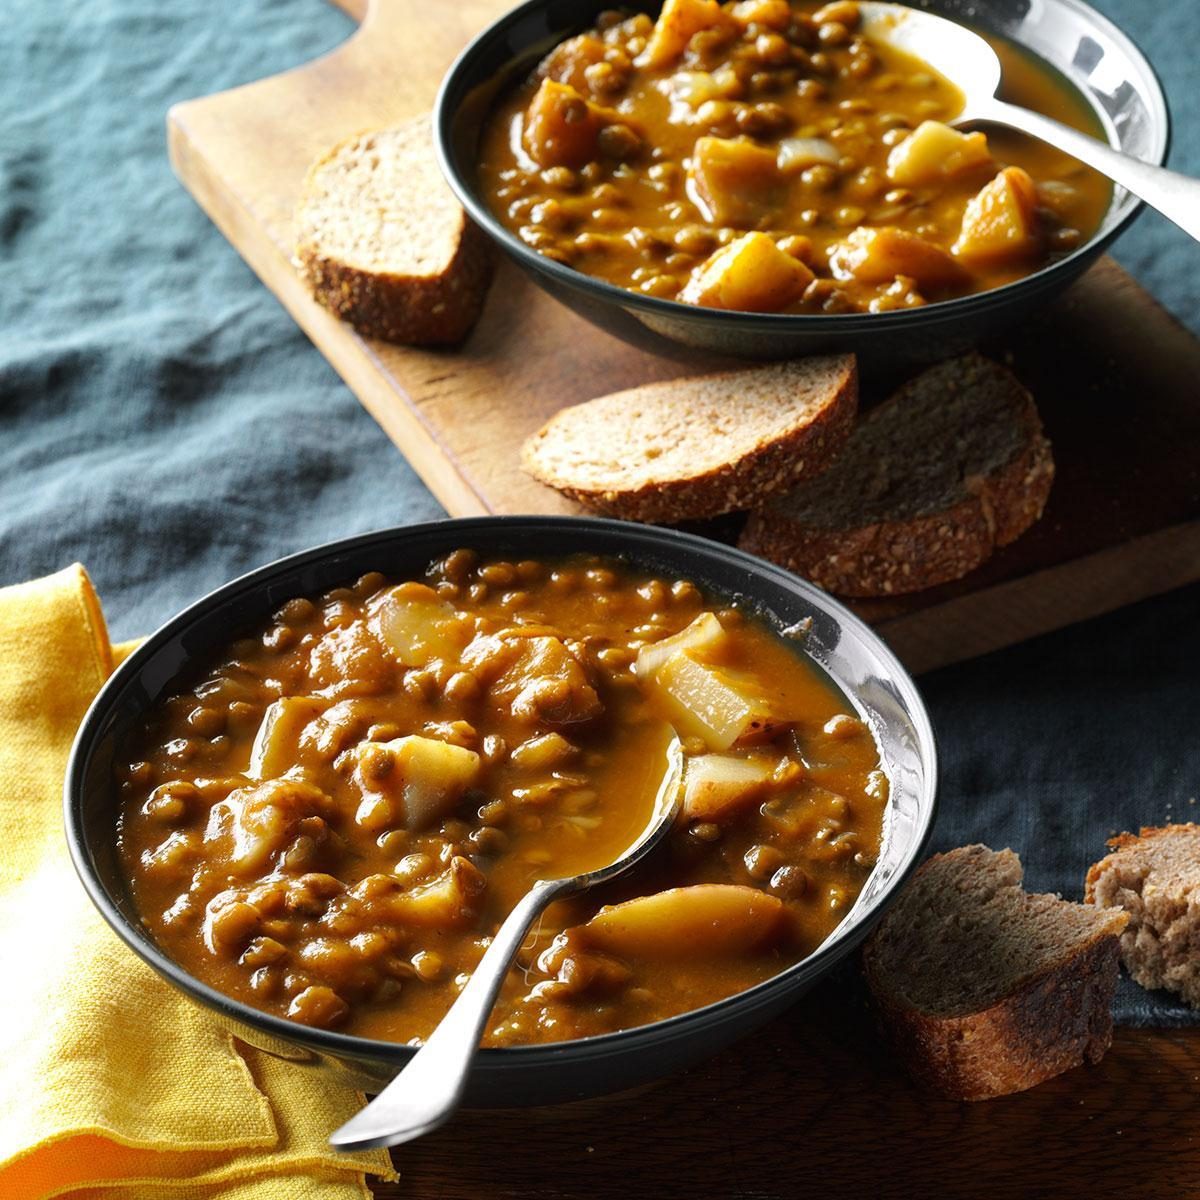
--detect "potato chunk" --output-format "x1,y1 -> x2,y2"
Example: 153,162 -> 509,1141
392,856 -> 486,929
680,232 -> 814,313
682,753 -> 776,821
828,226 -> 966,291
247,696 -> 330,781
369,582 -> 471,668
885,120 -> 992,187
635,611 -> 726,682
352,735 -> 481,831
583,885 -> 786,958
637,0 -> 734,69
207,778 -> 335,876
686,136 -> 784,228
952,166 -> 1040,264
523,78 -> 627,169
651,652 -> 782,751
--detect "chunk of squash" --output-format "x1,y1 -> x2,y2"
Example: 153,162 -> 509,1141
730,0 -> 792,31
951,166 -> 1040,263
637,0 -> 734,69
885,120 -> 992,187
651,652 -> 782,750
583,884 -> 786,958
536,34 -> 609,91
680,231 -> 814,313
682,753 -> 777,820
686,136 -> 784,228
352,735 -> 481,831
466,632 -> 602,727
522,78 -> 626,169
248,697 -> 330,781
634,611 -> 726,682
369,582 -> 471,668
828,225 -> 966,291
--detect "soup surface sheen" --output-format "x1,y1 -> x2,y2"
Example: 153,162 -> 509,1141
477,0 -> 1111,314
117,552 -> 886,1046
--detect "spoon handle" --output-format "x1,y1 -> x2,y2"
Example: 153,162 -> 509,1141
328,874 -> 574,1151
969,98 -> 1200,244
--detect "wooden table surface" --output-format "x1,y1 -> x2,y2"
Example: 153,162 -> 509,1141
163,1 -> 1200,1191
375,979 -> 1200,1198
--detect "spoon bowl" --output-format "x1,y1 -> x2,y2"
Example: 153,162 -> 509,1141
329,739 -> 686,1151
860,1 -> 1200,243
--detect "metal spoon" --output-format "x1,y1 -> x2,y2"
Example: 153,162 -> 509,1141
860,2 -> 1200,243
328,739 -> 684,1151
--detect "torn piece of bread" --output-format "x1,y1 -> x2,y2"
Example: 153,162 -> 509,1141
521,355 -> 857,523
863,845 -> 1128,1101
738,354 -> 1054,596
294,115 -> 494,345
1086,823 -> 1200,1008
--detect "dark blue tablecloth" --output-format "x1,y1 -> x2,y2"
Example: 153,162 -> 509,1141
2,0 -> 1198,1025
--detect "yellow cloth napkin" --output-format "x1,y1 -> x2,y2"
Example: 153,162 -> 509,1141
0,566 -> 398,1200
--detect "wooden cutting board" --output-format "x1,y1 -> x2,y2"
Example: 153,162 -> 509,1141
167,3 -> 1200,1193
167,0 -> 1200,676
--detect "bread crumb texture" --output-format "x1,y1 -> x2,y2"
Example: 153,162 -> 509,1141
1086,823 -> 1200,1008
864,844 -> 1127,1100
294,114 -> 493,344
521,355 -> 857,522
739,354 -> 1054,596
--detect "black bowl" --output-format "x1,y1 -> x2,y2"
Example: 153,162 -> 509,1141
66,517 -> 937,1105
434,0 -> 1170,364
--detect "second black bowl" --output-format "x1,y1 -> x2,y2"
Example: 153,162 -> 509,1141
435,0 -> 1169,364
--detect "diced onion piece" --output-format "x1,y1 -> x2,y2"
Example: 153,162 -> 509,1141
687,135 -> 783,227
583,884 -> 786,958
651,652 -> 782,750
248,697 -> 329,781
637,0 -> 734,70
777,136 -> 840,174
635,611 -> 726,682
352,735 -> 481,831
680,231 -> 814,313
828,225 -> 966,291
952,166 -> 1041,263
682,753 -> 777,821
370,582 -> 470,668
885,120 -> 991,186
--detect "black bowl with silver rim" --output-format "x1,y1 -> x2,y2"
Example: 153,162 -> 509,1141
66,518 -> 937,1105
434,0 -> 1170,364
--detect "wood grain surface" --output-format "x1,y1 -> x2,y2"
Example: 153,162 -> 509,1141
166,3 -> 1200,1193
167,0 -> 1200,674
374,979 -> 1200,1199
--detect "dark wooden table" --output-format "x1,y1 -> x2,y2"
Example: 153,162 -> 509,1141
373,980 -> 1200,1198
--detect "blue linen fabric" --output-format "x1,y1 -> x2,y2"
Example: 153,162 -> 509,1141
1,0 -> 1197,1024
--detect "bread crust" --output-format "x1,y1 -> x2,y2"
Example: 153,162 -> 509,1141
865,929 -> 1122,1101
738,357 -> 1054,596
863,847 -> 1127,1101
521,357 -> 858,523
294,123 -> 495,346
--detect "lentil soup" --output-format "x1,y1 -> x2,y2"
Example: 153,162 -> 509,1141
116,552 -> 887,1046
477,0 -> 1111,314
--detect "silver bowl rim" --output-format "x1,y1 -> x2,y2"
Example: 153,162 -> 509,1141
64,516 -> 938,1069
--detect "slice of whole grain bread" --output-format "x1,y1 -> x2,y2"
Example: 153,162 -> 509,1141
863,845 -> 1128,1101
294,115 -> 493,345
1086,823 -> 1200,1008
521,355 -> 857,522
738,354 -> 1053,596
